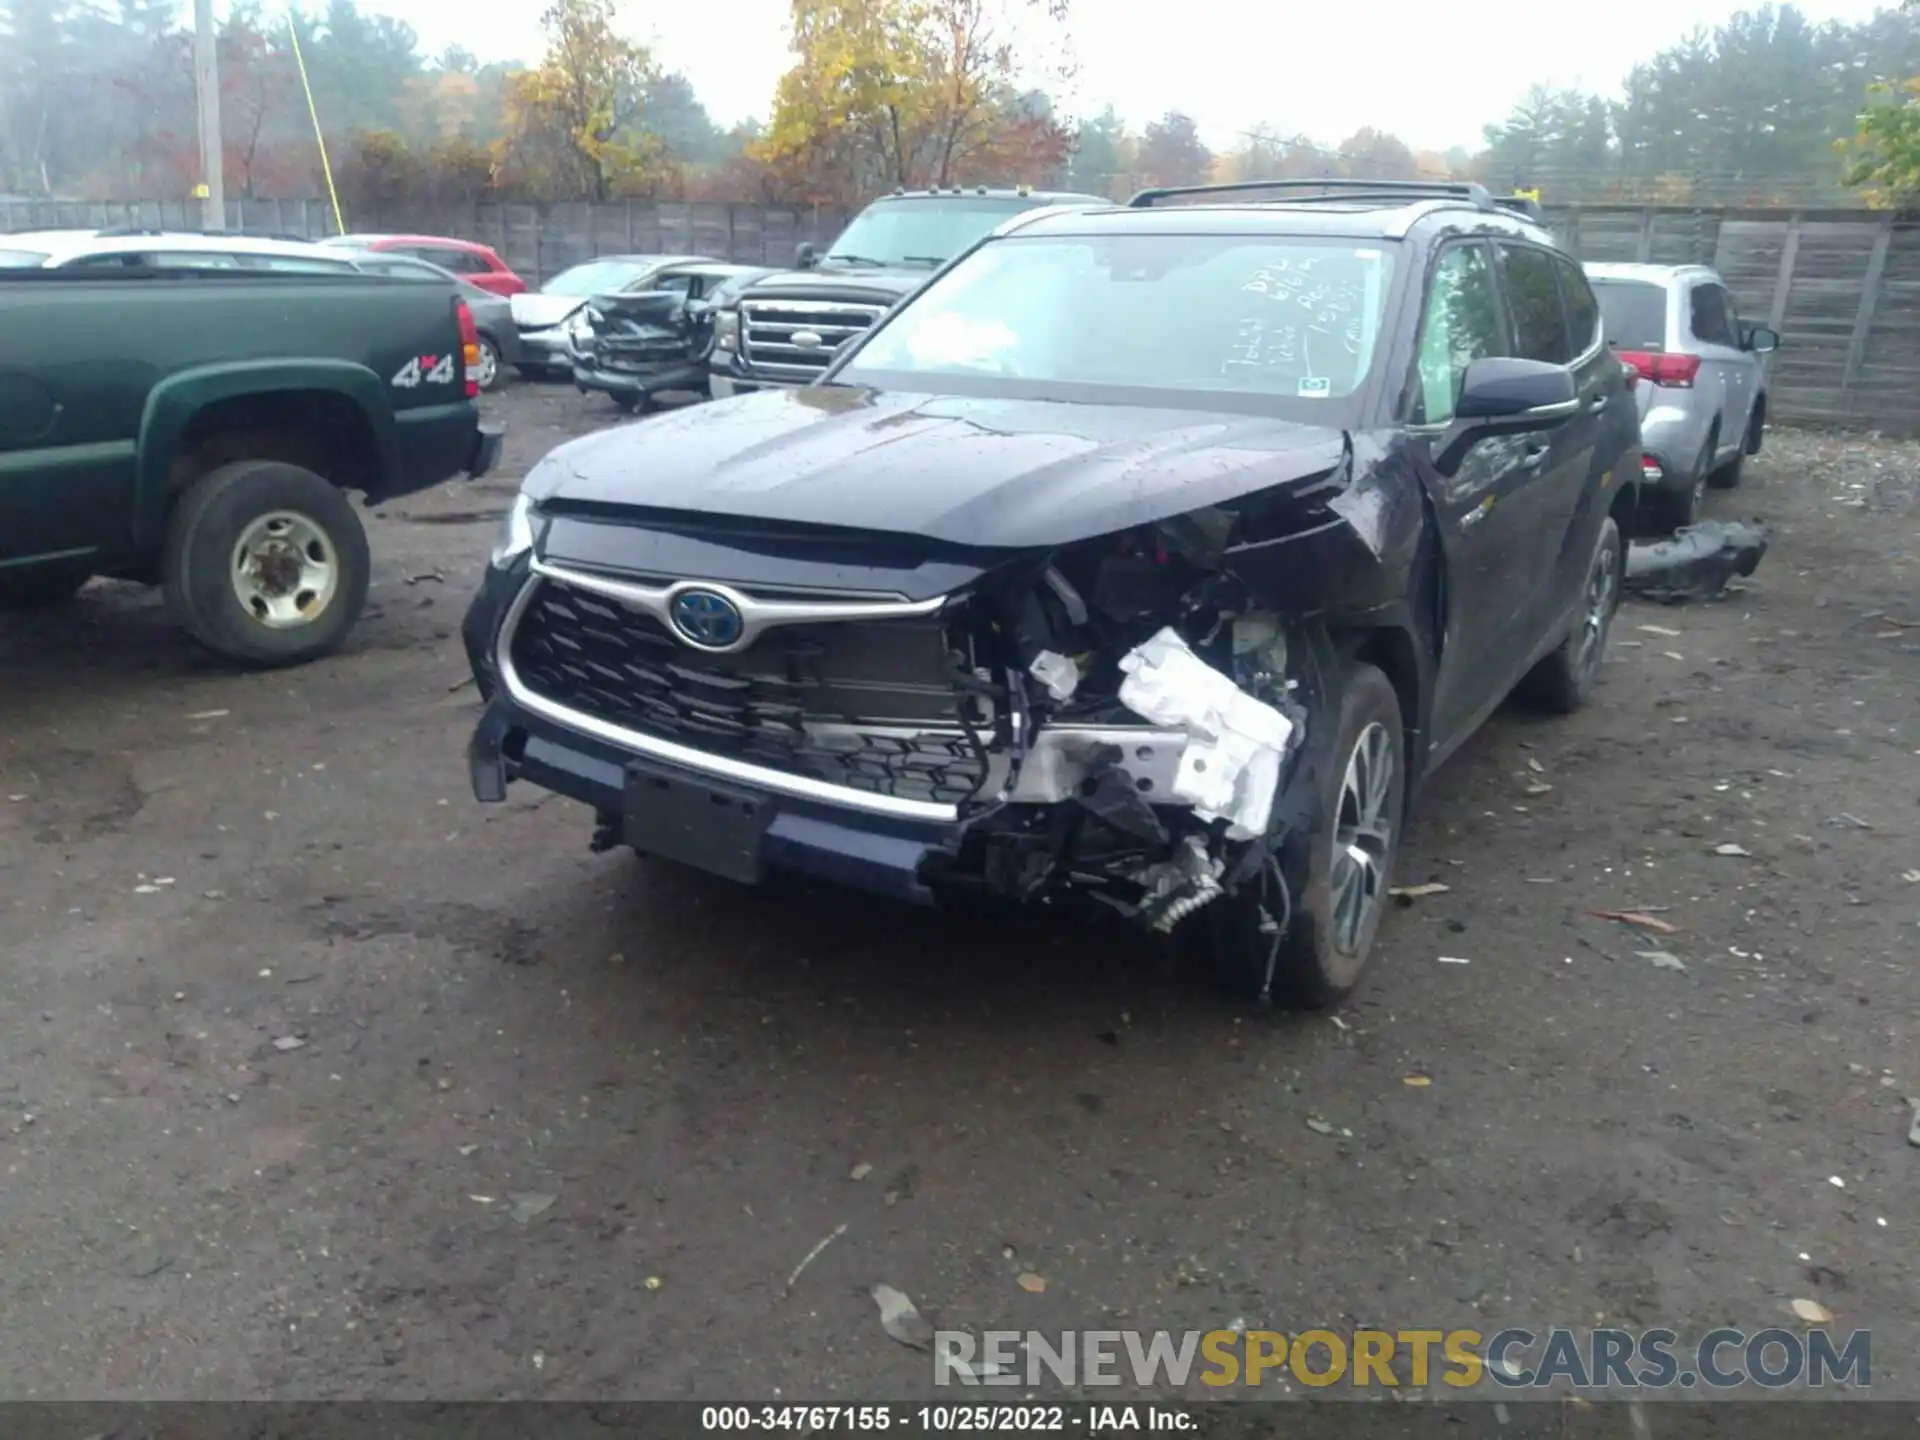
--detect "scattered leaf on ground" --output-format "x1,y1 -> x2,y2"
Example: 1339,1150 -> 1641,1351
1526,757 -> 1545,773
1712,843 -> 1751,857
470,1195 -> 495,1205
1403,1076 -> 1432,1088
1829,1176 -> 1847,1190
1638,624 -> 1682,636
1305,1117 -> 1354,1137
186,709 -> 229,720
271,1036 -> 306,1052
1792,1299 -> 1834,1324
872,1283 -> 934,1350
457,1144 -> 478,1157
1437,955 -> 1471,965
1901,870 -> 1920,884
1637,950 -> 1687,972
850,1162 -> 873,1181
1389,883 -> 1451,898
1017,1272 -> 1046,1293
645,1275 -> 663,1290
1525,782 -> 1554,795
1589,908 -> 1680,934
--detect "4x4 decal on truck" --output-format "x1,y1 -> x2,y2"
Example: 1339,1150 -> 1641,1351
391,354 -> 457,389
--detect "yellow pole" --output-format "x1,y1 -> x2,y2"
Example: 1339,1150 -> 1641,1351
286,15 -> 345,235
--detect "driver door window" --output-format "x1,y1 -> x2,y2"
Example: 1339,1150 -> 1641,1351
1411,242 -> 1507,426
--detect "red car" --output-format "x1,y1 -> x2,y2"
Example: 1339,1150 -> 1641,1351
320,233 -> 527,297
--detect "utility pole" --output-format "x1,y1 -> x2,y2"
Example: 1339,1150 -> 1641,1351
193,0 -> 225,230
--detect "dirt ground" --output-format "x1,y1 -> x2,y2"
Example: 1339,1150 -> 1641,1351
1,381 -> 1915,1403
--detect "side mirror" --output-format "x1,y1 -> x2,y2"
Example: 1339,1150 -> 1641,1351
1744,325 -> 1779,354
794,241 -> 817,270
1434,357 -> 1579,474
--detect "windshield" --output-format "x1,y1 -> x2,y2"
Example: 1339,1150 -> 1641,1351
544,260 -> 652,296
1590,279 -> 1668,351
839,233 -> 1398,411
824,198 -> 1060,269
0,248 -> 48,267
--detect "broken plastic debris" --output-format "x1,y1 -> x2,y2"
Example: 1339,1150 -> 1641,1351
1829,1175 -> 1847,1190
271,1036 -> 307,1052
1028,649 -> 1081,702
849,1162 -> 873,1181
509,1193 -> 556,1224
1116,627 -> 1294,839
1791,1299 -> 1834,1324
1437,955 -> 1471,965
872,1283 -> 934,1350
1305,1117 -> 1354,1138
1624,521 -> 1769,604
1712,843 -> 1751,857
1637,950 -> 1687,972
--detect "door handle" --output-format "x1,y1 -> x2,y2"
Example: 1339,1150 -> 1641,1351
1586,395 -> 1608,413
1520,442 -> 1550,470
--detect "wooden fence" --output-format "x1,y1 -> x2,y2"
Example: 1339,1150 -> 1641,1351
5,196 -> 1917,433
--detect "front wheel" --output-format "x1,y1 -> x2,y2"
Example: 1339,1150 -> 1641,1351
161,459 -> 371,669
1193,661 -> 1406,1009
1516,515 -> 1622,714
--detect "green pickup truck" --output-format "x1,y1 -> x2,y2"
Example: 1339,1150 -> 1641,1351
0,242 -> 502,667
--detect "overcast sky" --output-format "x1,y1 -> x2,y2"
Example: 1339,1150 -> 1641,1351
343,0 -> 1895,152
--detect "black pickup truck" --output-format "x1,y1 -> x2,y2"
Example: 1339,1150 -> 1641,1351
0,234 -> 501,667
708,186 -> 1107,396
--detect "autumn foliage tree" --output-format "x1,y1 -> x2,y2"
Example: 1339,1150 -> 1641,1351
493,0 -> 666,201
755,0 -> 1073,203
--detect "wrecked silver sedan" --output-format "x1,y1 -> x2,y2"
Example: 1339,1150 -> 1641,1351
464,180 -> 1643,1006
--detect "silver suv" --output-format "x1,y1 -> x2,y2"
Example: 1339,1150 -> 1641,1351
1584,263 -> 1779,532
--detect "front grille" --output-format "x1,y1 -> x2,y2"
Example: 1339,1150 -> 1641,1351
508,578 -> 991,806
740,297 -> 889,381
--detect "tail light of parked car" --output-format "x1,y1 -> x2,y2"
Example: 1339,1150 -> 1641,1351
455,297 -> 481,399
1617,351 -> 1700,388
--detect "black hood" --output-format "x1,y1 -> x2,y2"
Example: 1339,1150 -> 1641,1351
735,266 -> 929,302
523,385 -> 1349,551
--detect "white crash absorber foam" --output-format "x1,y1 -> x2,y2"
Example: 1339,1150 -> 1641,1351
1115,626 -> 1295,841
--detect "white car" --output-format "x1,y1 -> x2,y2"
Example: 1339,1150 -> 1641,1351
0,228 -> 361,273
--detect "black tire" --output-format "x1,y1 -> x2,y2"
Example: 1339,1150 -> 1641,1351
1711,409 -> 1757,489
161,459 -> 370,669
516,363 -> 558,382
475,335 -> 504,392
611,392 -> 646,414
1515,515 -> 1622,715
1646,429 -> 1714,532
0,563 -> 91,611
1194,661 -> 1406,1010
1744,398 -> 1766,456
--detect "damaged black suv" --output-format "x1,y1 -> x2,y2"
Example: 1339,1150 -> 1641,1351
464,179 -> 1641,1007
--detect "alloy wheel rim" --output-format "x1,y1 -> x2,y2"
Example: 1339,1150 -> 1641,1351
1574,534 -> 1619,684
1331,721 -> 1395,955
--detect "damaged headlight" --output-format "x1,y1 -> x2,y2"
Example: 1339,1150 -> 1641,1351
491,491 -> 537,568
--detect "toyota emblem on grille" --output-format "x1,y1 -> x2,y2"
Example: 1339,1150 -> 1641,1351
669,588 -> 745,648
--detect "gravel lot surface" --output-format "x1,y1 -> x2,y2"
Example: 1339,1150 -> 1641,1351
1,383 -> 1915,1401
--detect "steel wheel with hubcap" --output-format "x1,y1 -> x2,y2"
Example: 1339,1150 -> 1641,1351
163,459 -> 371,669
231,510 -> 338,628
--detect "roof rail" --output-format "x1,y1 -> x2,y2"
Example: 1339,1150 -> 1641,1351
1128,177 -> 1498,210
92,225 -> 317,243
1492,195 -> 1545,222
